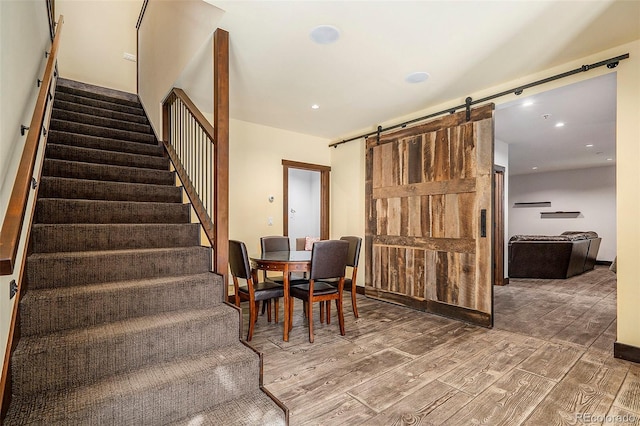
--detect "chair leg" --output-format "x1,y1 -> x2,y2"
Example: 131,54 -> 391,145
337,297 -> 345,336
308,299 -> 314,343
247,304 -> 257,341
267,299 -> 272,323
351,287 -> 359,318
274,298 -> 279,324
288,298 -> 294,332
326,301 -> 331,325
319,301 -> 325,324
261,300 -> 267,316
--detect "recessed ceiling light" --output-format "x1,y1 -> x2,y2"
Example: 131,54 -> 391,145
522,101 -> 534,107
532,166 -> 538,170
586,144 -> 594,148
309,25 -> 340,44
311,104 -> 319,110
555,122 -> 565,127
607,158 -> 613,161
405,71 -> 430,84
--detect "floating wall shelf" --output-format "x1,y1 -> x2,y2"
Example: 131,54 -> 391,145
540,211 -> 580,218
514,202 -> 551,208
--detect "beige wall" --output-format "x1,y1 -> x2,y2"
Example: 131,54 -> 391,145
0,0 -> 52,367
228,119 -> 331,255
56,0 -> 141,93
137,0 -> 223,134
330,39 -> 640,348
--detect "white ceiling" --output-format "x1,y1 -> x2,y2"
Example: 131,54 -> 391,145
195,0 -> 639,173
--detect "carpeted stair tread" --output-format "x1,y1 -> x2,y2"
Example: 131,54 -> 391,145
39,176 -> 183,203
19,273 -> 222,336
4,343 -> 260,425
56,78 -> 141,108
46,143 -> 168,170
52,109 -> 152,134
50,119 -> 156,144
30,223 -> 200,253
34,198 -> 190,224
48,130 -> 163,157
26,246 -> 211,288
12,306 -> 241,396
42,158 -> 175,185
169,390 -> 287,426
53,98 -> 149,124
54,91 -> 144,116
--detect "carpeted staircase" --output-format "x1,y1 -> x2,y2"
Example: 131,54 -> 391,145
4,79 -> 286,425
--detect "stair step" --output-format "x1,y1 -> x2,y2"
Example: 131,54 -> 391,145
53,98 -> 149,125
5,343 -> 260,425
26,247 -> 211,289
48,130 -> 163,157
38,176 -> 183,203
54,91 -> 144,116
56,78 -> 141,108
42,159 -> 175,186
46,143 -> 168,170
30,223 -> 201,253
50,119 -> 156,144
19,273 -> 223,336
34,198 -> 190,225
12,305 -> 240,395
169,391 -> 287,426
51,109 -> 152,134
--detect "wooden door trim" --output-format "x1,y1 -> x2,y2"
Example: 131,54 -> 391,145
282,160 -> 331,240
493,166 -> 506,286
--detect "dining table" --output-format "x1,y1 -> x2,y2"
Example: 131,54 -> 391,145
249,250 -> 311,342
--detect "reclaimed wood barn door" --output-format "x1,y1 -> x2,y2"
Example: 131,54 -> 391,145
365,104 -> 494,327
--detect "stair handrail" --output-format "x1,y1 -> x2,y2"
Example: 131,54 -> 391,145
0,15 -> 64,276
162,88 -> 216,244
160,29 -> 229,285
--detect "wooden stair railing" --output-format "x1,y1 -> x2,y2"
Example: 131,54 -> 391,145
161,29 -> 229,288
0,14 -> 63,422
0,15 -> 63,275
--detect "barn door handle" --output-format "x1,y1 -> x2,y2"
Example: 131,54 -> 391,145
480,209 -> 487,238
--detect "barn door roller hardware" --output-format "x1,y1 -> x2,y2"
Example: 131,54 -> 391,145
329,53 -> 629,148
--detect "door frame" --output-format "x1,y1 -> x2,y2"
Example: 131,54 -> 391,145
493,165 -> 507,286
282,160 -> 331,240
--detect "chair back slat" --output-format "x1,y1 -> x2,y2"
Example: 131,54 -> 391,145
229,239 -> 252,280
310,240 -> 349,280
261,236 -> 290,253
340,236 -> 362,267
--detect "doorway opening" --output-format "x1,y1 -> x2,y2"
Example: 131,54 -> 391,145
282,160 -> 331,248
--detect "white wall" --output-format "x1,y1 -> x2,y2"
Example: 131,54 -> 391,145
509,166 -> 616,261
287,169 -> 321,245
56,0 -> 142,93
0,0 -> 52,368
228,119 -> 331,255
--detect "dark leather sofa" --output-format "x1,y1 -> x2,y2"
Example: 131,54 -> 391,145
508,231 -> 601,279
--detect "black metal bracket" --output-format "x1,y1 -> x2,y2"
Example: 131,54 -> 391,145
376,125 -> 382,144
42,127 -> 47,136
21,125 -> 30,136
45,51 -> 50,58
607,61 -> 619,69
37,78 -> 42,87
10,280 -> 17,299
465,97 -> 472,122
31,177 -> 38,189
514,89 -> 523,96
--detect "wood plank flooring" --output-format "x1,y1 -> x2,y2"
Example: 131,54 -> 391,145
240,266 -> 639,425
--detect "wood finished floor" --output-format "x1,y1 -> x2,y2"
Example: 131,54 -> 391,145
241,267 -> 640,425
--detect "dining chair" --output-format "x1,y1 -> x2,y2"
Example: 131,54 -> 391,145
325,236 -> 362,318
288,239 -> 349,343
260,236 -> 290,285
229,240 -> 284,341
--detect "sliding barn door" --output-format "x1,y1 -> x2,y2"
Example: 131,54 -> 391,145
365,104 -> 494,327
